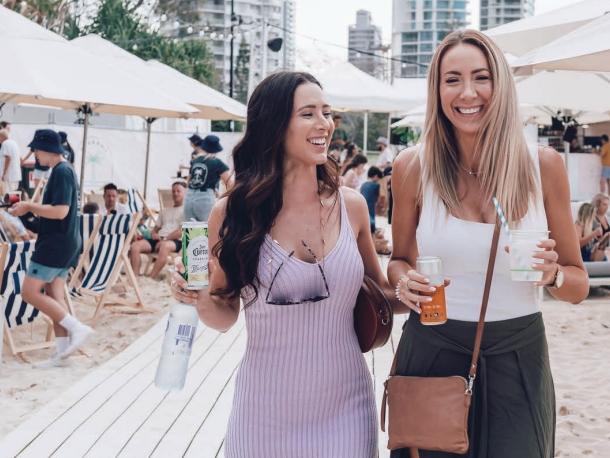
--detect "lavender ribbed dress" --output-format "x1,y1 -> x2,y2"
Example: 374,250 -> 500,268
224,193 -> 378,458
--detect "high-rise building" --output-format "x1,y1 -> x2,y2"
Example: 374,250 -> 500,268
480,0 -> 535,31
159,0 -> 296,95
348,10 -> 385,79
392,0 -> 469,78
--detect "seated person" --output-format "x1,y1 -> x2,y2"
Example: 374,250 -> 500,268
129,181 -> 185,279
0,209 -> 32,241
82,202 -> 99,215
575,202 -> 608,262
99,183 -> 130,215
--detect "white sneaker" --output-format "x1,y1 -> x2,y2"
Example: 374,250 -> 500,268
34,353 -> 69,369
60,324 -> 94,358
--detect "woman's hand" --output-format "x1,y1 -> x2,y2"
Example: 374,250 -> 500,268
169,258 -> 199,305
395,270 -> 451,314
533,239 -> 560,286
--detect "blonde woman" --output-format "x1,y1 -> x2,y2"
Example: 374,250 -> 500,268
592,192 -> 610,237
575,202 -> 607,262
389,30 -> 588,457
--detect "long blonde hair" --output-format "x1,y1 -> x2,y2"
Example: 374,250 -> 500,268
422,29 -> 535,225
576,203 -> 595,236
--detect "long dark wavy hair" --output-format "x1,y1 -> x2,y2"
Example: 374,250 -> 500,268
212,71 -> 340,303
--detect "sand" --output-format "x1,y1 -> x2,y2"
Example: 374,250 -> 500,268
1,277 -> 609,455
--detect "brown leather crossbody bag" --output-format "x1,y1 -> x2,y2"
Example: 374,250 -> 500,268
354,275 -> 393,353
380,221 -> 500,454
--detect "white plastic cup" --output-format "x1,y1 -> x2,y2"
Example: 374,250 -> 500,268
509,230 -> 549,282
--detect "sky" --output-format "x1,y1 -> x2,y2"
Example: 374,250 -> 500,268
295,0 -> 583,58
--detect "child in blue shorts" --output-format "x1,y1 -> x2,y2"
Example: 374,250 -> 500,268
10,129 -> 92,367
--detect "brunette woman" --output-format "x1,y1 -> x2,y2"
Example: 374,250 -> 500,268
172,71 -> 394,457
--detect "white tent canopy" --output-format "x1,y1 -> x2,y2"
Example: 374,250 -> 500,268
72,34 -> 245,120
512,13 -> 610,75
484,0 -> 610,56
0,7 -> 197,118
297,47 -> 412,113
516,71 -> 610,115
69,34 -> 248,196
147,60 -> 246,120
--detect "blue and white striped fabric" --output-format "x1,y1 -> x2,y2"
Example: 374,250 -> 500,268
80,213 -> 100,263
78,214 -> 133,293
126,189 -> 142,214
2,241 -> 36,328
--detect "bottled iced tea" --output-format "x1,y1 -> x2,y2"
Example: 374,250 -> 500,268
416,256 -> 447,326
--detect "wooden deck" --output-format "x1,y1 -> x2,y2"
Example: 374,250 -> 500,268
0,313 -> 407,458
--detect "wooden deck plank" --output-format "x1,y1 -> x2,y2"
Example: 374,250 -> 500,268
49,326 -> 214,457
151,329 -> 245,457
183,371 -> 238,458
82,328 -> 221,458
116,323 -> 244,457
0,319 -> 166,458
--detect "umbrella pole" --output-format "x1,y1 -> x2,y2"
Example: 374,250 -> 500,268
363,111 -> 369,154
386,113 -> 391,143
79,104 -> 90,206
143,118 -> 156,200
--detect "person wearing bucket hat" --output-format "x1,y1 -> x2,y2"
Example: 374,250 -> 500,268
10,129 -> 93,367
184,134 -> 232,222
188,133 -> 202,161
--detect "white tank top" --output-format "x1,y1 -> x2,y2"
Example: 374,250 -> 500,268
416,144 -> 548,322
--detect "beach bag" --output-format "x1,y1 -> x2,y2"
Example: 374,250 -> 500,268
380,221 -> 500,454
354,275 -> 393,352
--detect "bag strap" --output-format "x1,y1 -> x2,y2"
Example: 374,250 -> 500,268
467,220 -> 500,389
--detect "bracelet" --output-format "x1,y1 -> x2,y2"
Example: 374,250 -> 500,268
395,275 -> 408,303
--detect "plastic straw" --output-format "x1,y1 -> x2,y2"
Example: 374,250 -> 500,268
492,197 -> 511,236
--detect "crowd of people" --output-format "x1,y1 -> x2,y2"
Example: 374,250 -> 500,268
329,115 -> 395,255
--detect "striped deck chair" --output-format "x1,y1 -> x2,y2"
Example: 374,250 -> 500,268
29,178 -> 47,204
1,242 -> 76,358
69,213 -> 148,323
127,188 -> 157,222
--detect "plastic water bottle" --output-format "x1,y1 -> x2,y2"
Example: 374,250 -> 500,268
154,300 -> 199,391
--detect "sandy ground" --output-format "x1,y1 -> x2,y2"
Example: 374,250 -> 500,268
1,266 -> 609,455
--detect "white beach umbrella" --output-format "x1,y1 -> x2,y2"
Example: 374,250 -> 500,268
0,6 -> 198,198
484,0 -> 610,56
146,60 -> 246,121
71,34 -> 246,196
516,70 -> 610,114
511,13 -> 610,75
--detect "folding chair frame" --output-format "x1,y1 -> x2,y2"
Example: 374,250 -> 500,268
69,213 -> 150,324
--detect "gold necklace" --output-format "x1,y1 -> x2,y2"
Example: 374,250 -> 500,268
458,162 -> 478,176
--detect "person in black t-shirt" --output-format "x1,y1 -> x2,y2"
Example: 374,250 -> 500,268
184,134 -> 232,222
10,129 -> 92,367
